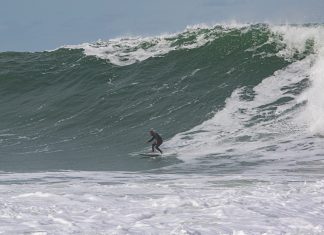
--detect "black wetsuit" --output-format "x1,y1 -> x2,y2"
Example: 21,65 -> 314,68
148,132 -> 163,154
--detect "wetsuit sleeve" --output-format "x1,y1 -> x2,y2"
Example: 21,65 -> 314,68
147,136 -> 155,142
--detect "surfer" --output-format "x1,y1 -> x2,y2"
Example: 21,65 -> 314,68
147,129 -> 163,154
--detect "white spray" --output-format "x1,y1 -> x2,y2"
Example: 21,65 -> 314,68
273,25 -> 324,134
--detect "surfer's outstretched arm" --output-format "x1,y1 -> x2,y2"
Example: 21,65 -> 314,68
147,136 -> 155,143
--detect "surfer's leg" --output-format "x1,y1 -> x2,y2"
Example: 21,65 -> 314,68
152,143 -> 156,152
155,141 -> 163,154
155,146 -> 163,154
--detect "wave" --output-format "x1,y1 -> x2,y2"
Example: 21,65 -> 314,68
0,23 -> 324,172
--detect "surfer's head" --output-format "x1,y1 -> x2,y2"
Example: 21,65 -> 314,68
149,128 -> 155,135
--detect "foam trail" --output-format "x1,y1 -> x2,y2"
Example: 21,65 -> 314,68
165,57 -> 311,159
301,48 -> 324,134
272,25 -> 324,134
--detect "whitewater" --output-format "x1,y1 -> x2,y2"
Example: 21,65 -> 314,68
1,24 -> 324,234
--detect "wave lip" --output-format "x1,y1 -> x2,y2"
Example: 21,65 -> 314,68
64,23 -> 271,66
64,31 -> 217,66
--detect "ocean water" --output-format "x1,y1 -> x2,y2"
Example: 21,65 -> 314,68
1,23 -> 324,234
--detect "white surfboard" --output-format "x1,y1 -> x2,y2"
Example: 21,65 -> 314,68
139,153 -> 162,157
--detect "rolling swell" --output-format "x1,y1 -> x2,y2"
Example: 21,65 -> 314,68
0,24 -> 314,172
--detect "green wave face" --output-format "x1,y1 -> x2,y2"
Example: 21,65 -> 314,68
0,24 -> 317,172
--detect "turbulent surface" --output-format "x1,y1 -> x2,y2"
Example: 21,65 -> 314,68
1,24 -> 324,234
1,172 -> 324,235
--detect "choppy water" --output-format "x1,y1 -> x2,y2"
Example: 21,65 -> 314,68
1,23 -> 324,234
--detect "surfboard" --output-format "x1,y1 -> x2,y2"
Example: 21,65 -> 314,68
139,153 -> 161,157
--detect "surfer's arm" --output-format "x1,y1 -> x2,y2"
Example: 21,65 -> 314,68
147,136 -> 155,143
